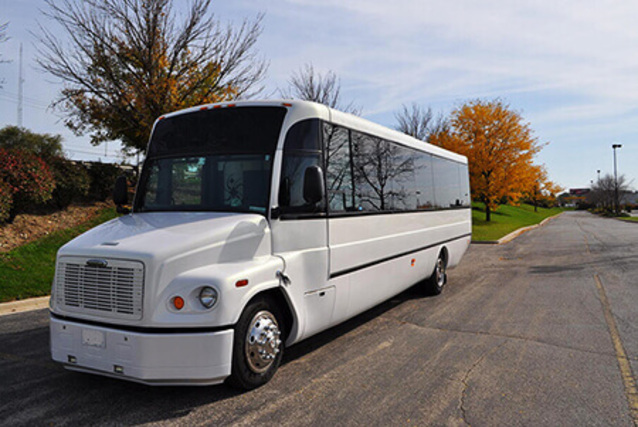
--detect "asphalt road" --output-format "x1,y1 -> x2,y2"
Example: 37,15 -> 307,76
2,211 -> 638,426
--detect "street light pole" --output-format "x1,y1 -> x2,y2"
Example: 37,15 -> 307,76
612,144 -> 622,215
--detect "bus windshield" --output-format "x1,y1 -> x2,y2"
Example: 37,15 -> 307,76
135,106 -> 286,214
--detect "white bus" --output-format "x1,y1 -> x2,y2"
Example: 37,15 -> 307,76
50,100 -> 471,389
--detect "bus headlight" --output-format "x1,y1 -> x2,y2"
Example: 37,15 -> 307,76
199,286 -> 218,309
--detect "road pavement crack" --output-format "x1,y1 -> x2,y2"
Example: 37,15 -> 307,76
459,340 -> 508,426
381,315 -> 633,361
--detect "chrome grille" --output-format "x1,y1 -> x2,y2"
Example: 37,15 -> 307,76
56,257 -> 144,320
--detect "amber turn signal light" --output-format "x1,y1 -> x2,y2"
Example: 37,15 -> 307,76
172,296 -> 185,310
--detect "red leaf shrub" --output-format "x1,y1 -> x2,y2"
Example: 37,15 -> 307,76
0,180 -> 12,223
48,156 -> 90,209
0,148 -> 55,222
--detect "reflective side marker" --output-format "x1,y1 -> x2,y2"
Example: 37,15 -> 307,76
114,365 -> 124,374
235,279 -> 249,288
68,355 -> 77,364
411,259 -> 416,267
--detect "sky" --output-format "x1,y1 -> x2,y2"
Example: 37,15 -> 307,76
0,0 -> 637,191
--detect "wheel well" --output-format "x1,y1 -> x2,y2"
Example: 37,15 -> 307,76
246,288 -> 294,340
439,246 -> 449,265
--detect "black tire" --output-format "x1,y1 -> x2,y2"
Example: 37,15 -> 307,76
424,252 -> 447,296
226,298 -> 285,390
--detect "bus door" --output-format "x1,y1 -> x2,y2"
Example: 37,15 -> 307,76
270,119 -> 332,340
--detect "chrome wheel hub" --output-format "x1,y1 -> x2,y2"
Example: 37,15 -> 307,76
245,311 -> 282,373
436,258 -> 446,287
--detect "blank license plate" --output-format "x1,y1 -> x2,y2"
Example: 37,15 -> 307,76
82,329 -> 105,348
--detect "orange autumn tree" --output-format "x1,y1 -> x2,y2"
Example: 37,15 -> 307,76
430,99 -> 545,221
526,165 -> 563,211
37,0 -> 266,156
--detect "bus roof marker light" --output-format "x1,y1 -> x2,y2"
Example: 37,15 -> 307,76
227,104 -> 236,108
199,106 -> 208,111
282,102 -> 292,107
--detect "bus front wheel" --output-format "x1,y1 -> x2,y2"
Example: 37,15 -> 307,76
227,298 -> 285,390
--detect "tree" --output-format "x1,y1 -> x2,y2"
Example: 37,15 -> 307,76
525,165 -> 563,211
0,125 -> 64,159
430,99 -> 544,221
36,0 -> 266,156
281,63 -> 360,115
395,103 -> 434,141
589,174 -> 631,214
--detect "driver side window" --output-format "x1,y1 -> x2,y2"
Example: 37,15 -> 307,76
278,119 -> 325,216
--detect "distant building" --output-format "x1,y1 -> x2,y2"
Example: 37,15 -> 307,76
621,191 -> 638,205
569,188 -> 591,196
562,188 -> 591,208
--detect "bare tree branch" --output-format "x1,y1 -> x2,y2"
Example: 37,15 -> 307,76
394,103 -> 436,141
280,63 -> 360,115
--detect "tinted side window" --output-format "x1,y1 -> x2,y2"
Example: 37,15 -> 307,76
325,124 -> 355,212
458,163 -> 471,207
351,132 -> 383,211
351,132 -> 418,212
386,145 -> 417,211
284,119 -> 321,151
279,119 -> 324,215
432,156 -> 461,208
414,152 -> 435,210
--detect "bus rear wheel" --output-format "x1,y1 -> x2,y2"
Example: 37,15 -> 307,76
227,298 -> 285,390
424,252 -> 447,295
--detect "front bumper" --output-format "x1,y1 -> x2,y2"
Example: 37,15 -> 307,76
50,316 -> 233,386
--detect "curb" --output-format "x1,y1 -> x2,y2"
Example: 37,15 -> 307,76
0,296 -> 50,317
615,218 -> 638,224
471,212 -> 564,245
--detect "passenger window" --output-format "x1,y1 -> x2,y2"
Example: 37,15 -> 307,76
414,153 -> 435,210
351,132 -> 417,212
279,120 -> 325,215
386,145 -> 417,211
432,156 -> 461,208
458,163 -> 471,207
325,124 -> 355,212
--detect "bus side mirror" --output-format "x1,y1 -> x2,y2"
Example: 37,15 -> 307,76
113,175 -> 130,213
303,165 -> 325,205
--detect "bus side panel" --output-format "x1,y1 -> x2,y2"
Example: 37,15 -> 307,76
327,209 -> 470,318
343,246 -> 438,318
329,209 -> 470,278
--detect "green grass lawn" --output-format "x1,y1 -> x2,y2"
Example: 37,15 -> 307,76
0,207 -> 118,303
619,216 -> 638,222
472,202 -> 564,242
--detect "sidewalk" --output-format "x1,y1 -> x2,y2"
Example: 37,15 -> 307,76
0,296 -> 50,317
